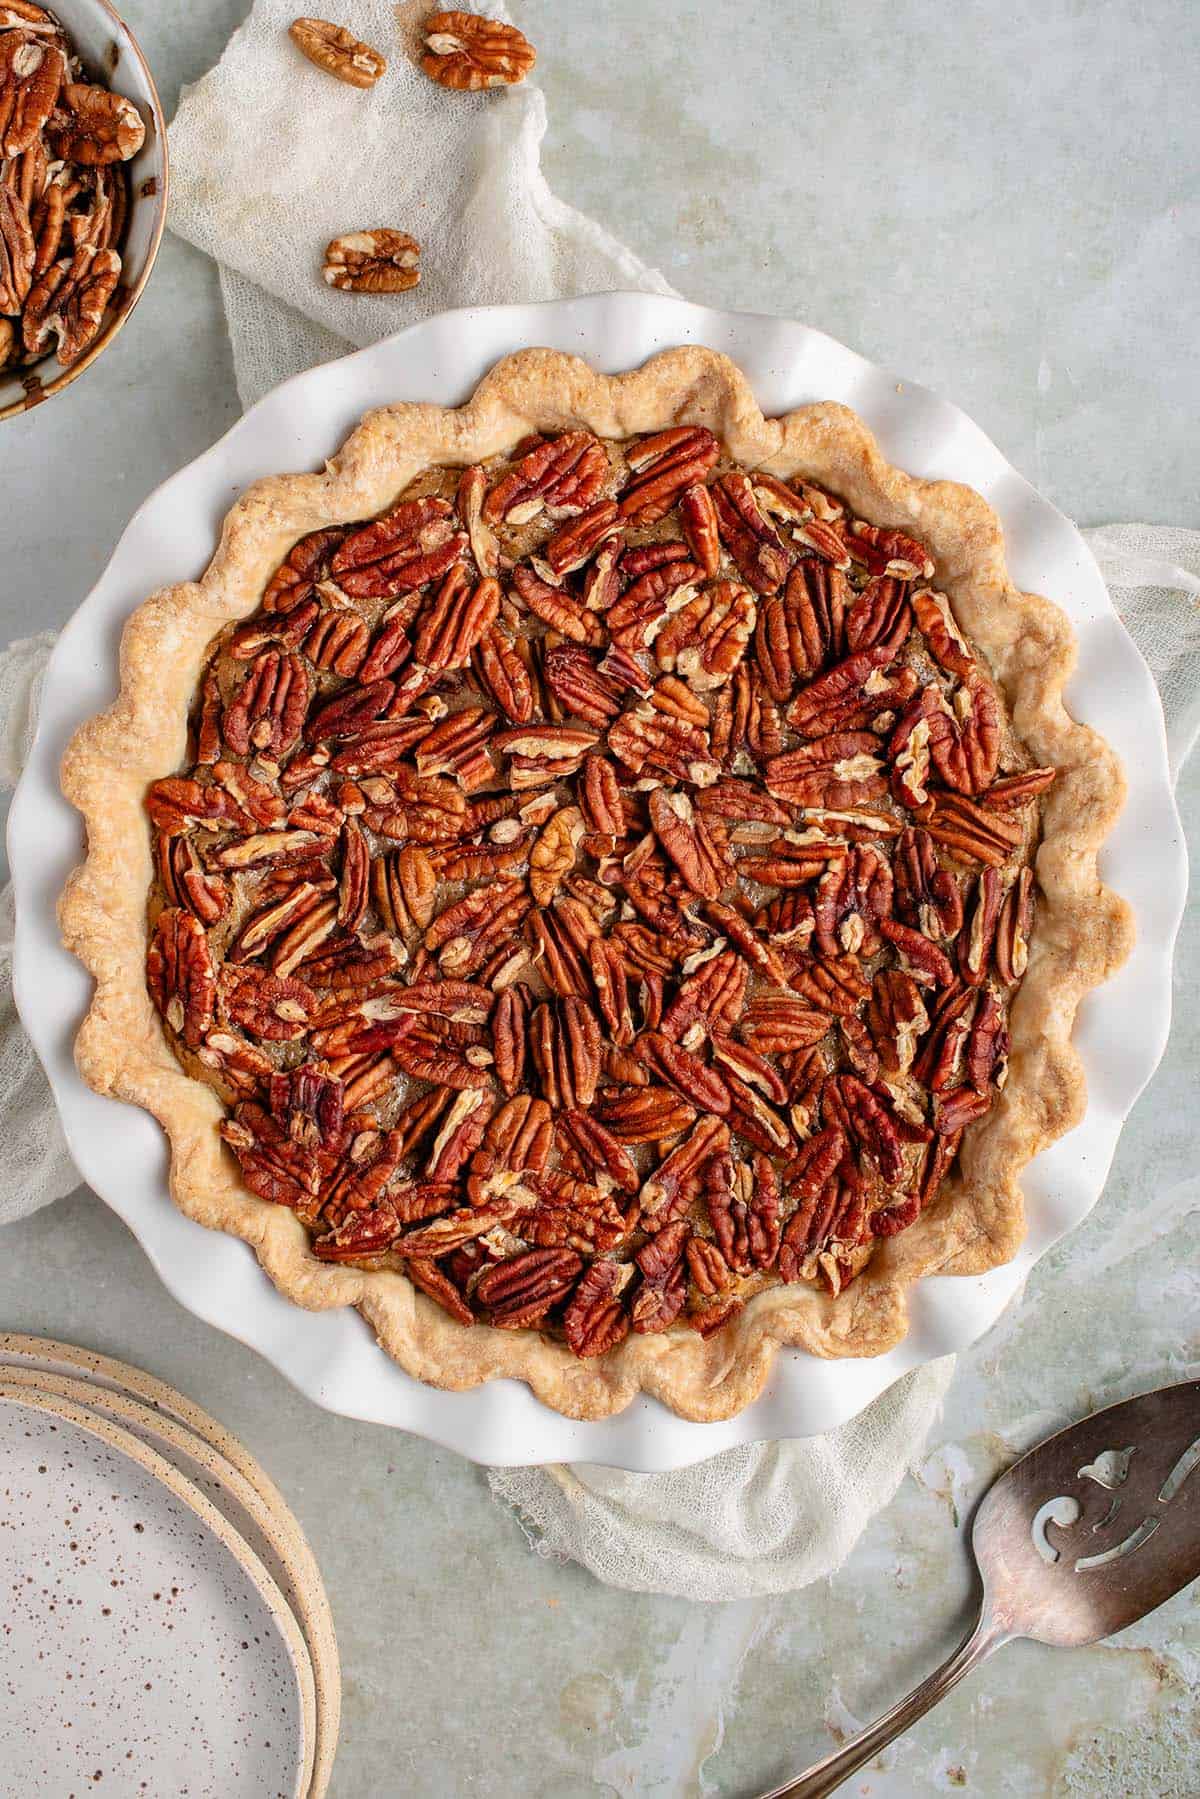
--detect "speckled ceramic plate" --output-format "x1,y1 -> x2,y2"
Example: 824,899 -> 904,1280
0,1381 -> 314,1797
0,1351 -> 339,1798
9,294 -> 1187,1469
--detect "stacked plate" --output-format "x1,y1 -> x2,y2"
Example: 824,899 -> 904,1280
0,1335 -> 338,1797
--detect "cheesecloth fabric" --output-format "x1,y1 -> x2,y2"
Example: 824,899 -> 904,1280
3,0 -> 1198,1597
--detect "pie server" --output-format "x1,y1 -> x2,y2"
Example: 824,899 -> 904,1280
757,1380 -> 1200,1798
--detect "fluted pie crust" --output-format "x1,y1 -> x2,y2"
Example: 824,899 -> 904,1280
58,347 -> 1132,1421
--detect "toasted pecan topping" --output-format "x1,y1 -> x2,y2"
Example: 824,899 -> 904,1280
146,419 -> 1047,1354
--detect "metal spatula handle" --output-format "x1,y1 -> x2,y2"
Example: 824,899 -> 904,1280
758,1616 -> 1006,1799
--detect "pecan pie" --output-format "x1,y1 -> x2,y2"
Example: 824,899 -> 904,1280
60,349 -> 1132,1421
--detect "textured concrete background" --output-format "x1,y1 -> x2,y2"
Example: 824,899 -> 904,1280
1,2 -> 1197,1793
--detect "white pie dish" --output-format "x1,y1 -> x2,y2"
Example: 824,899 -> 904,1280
9,293 -> 1186,1470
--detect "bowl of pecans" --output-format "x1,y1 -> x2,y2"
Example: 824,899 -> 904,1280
0,0 -> 167,422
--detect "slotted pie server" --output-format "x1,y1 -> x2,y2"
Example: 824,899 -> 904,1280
758,1381 -> 1200,1798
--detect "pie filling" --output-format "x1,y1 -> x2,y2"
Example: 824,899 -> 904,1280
143,425 -> 1053,1358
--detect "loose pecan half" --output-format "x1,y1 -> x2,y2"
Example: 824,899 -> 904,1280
420,11 -> 536,90
289,18 -> 387,87
477,1249 -> 582,1329
631,1220 -> 690,1333
485,431 -> 606,524
529,997 -> 602,1110
705,1151 -> 781,1273
640,1116 -> 729,1223
995,866 -> 1034,984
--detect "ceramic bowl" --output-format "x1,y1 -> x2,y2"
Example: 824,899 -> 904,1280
9,294 -> 1188,1469
0,0 -> 168,424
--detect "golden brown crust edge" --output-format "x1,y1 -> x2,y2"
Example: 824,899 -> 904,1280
57,346 -> 1134,1422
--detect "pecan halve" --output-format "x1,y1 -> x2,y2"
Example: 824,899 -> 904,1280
619,427 -> 719,524
414,564 -> 501,669
314,1201 -> 408,1273
711,472 -> 791,595
543,643 -> 625,726
562,1259 -> 631,1357
331,496 -> 462,599
147,908 -> 215,1048
406,1257 -> 474,1327
966,986 -> 1009,1093
661,948 -> 747,1047
289,17 -> 387,87
23,242 -> 120,364
640,1115 -> 729,1224
473,624 -> 536,723
421,10 -> 536,90
980,768 -> 1057,812
823,1074 -> 905,1183
686,1235 -> 733,1297
647,788 -> 733,900
786,952 -> 871,1016
544,500 -> 622,576
918,790 -> 1023,867
594,1084 -> 696,1144
879,917 -> 957,989
529,805 -> 584,906
845,576 -> 912,659
893,825 -> 962,941
638,1030 -> 730,1117
529,997 -> 601,1110
679,482 -> 721,577
0,32 -> 64,159
865,968 -> 929,1076
813,843 -> 893,957
959,867 -> 1003,985
930,671 -> 1001,796
706,1151 -> 781,1273
846,521 -> 934,581
223,650 -> 310,758
322,226 -> 420,294
739,991 -> 830,1054
766,731 -> 886,810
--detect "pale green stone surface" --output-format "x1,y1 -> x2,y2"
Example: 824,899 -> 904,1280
1,2 -> 1197,1793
